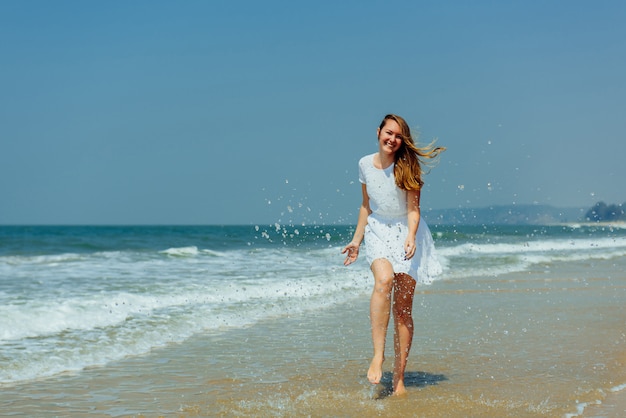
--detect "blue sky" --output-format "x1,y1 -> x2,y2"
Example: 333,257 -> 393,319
1,1 -> 625,225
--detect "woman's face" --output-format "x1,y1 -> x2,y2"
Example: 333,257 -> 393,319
377,119 -> 403,156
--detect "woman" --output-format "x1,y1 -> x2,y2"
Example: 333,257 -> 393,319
342,114 -> 444,395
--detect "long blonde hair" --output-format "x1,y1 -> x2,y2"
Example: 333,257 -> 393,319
379,114 -> 445,191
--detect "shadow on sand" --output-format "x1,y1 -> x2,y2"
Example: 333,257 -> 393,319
372,371 -> 448,400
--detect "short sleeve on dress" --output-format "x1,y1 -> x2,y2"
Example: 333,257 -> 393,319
358,158 -> 366,184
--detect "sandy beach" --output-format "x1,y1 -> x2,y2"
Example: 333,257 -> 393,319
2,254 -> 626,417
581,390 -> 626,418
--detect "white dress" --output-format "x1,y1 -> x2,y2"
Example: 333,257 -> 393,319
359,153 -> 442,284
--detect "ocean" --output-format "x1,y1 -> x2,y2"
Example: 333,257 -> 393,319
1,223 -> 626,416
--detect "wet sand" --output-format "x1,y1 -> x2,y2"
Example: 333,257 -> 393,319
581,390 -> 626,418
602,395 -> 626,418
1,257 -> 625,417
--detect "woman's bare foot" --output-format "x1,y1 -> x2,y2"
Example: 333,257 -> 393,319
367,355 -> 384,384
393,378 -> 407,396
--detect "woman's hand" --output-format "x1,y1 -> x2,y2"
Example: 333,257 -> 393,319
341,242 -> 360,266
404,237 -> 416,260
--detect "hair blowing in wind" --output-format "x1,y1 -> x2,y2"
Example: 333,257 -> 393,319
379,114 -> 446,191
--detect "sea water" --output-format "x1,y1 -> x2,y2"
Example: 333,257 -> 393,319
1,223 -> 626,405
0,225 -> 364,385
2,223 -> 626,386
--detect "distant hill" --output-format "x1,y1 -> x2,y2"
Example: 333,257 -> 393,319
584,201 -> 626,222
423,204 -> 586,225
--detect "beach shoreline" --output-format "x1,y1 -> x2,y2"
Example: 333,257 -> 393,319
580,384 -> 626,417
2,256 -> 626,416
2,223 -> 626,417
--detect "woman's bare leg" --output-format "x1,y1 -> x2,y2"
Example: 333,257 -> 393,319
368,259 -> 394,385
392,273 -> 416,395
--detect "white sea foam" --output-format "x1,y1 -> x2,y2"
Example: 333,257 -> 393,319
201,248 -> 227,256
436,236 -> 626,279
610,382 -> 626,392
160,246 -> 199,257
0,291 -> 192,342
564,400 -> 601,418
438,236 -> 626,258
0,252 -> 86,267
0,245 -> 369,384
566,222 -> 626,230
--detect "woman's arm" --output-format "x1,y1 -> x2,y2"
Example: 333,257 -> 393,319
342,183 -> 371,266
404,189 -> 421,260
